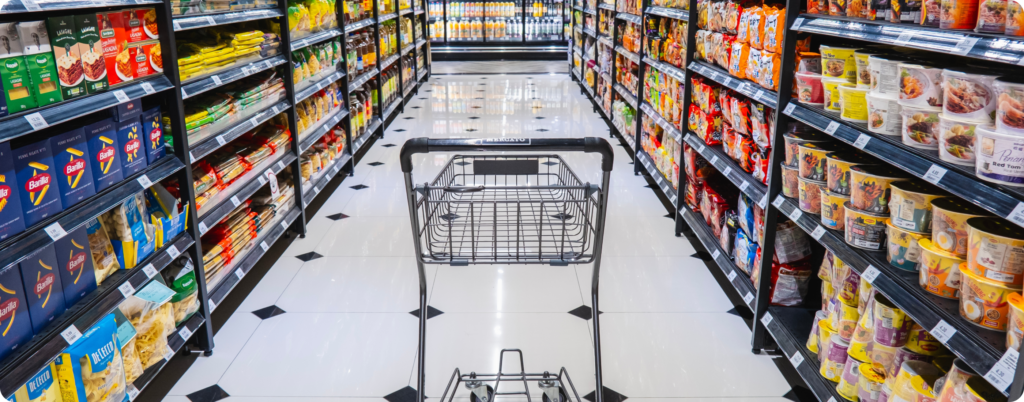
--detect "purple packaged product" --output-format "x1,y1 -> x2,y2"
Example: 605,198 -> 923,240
141,107 -> 164,163
53,226 -> 96,306
111,98 -> 142,122
49,127 -> 96,208
84,117 -> 123,192
0,142 -> 26,241
0,265 -> 32,361
19,243 -> 66,333
14,139 -> 63,227
115,117 -> 146,176
0,78 -> 8,118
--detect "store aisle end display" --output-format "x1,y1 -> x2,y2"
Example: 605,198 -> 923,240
570,0 -> 1024,397
0,0 -> 430,399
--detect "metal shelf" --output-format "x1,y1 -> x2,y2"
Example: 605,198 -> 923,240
296,71 -> 346,104
404,80 -> 417,96
583,7 -> 597,14
598,3 -> 615,10
639,102 -> 682,143
679,207 -> 756,309
415,7 -> 425,14
292,28 -> 343,51
762,306 -> 850,402
636,150 -> 678,207
381,53 -> 400,70
346,17 -> 377,32
416,38 -> 428,47
302,153 -> 353,204
188,100 -> 291,163
402,43 -> 416,55
688,61 -> 777,108
298,108 -> 349,153
583,27 -> 597,36
615,11 -> 641,23
642,56 -> 686,82
683,133 -> 767,204
400,7 -> 413,15
196,151 -> 297,235
418,68 -> 428,80
349,68 -> 380,91
173,9 -> 283,31
379,12 -> 398,22
614,45 -> 640,64
613,83 -> 637,108
363,118 -> 383,144
383,99 -> 401,121
644,6 -> 688,21
0,0 -> 160,13
180,55 -> 288,100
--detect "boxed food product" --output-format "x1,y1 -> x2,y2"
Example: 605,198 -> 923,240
127,40 -> 159,79
145,185 -> 187,248
136,8 -> 159,41
0,52 -> 39,113
53,314 -> 127,402
118,279 -> 174,370
110,307 -> 143,384
13,362 -> 61,402
111,98 -> 142,122
141,107 -> 165,163
46,16 -> 87,100
0,264 -> 32,362
0,142 -> 27,241
50,127 -> 97,208
85,217 -> 120,285
84,118 -> 124,192
19,243 -> 66,333
142,40 -> 162,75
54,226 -> 97,306
97,11 -> 135,86
14,139 -> 64,226
73,14 -> 109,94
115,117 -> 147,176
17,21 -> 52,54
23,51 -> 63,107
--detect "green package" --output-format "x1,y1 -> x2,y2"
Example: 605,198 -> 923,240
46,16 -> 87,99
0,56 -> 37,112
24,51 -> 63,107
73,14 -> 109,94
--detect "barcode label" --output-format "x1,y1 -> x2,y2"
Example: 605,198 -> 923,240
930,320 -> 957,343
723,77 -> 732,86
727,270 -> 737,281
216,136 -> 227,146
260,241 -> 269,252
281,220 -> 290,230
166,244 -> 181,259
250,117 -> 260,127
211,75 -> 222,85
25,112 -> 48,130
198,221 -> 209,234
142,264 -> 158,278
789,208 -> 803,221
791,17 -> 804,30
61,325 -> 82,345
759,194 -> 768,208
141,81 -> 155,94
894,31 -> 915,46
272,105 -> 280,114
711,249 -> 721,260
761,312 -> 773,326
697,144 -> 706,153
710,155 -> 719,165
137,174 -> 153,188
235,269 -> 245,280
230,196 -> 241,207
739,181 -> 750,192
743,292 -> 754,304
984,348 -> 1019,391
825,121 -> 840,135
772,195 -> 785,208
113,90 -> 130,104
952,36 -> 978,55
163,345 -> 175,361
178,326 -> 193,341
44,222 -> 67,241
278,161 -> 286,170
723,166 -> 732,177
862,265 -> 881,283
854,134 -> 871,149
118,281 -> 136,298
126,385 -> 140,401
923,165 -> 947,184
811,226 -> 826,240
1008,203 -> 1024,227
790,351 -> 805,367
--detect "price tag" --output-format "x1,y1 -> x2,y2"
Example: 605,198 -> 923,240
235,269 -> 245,280
61,325 -> 83,345
204,15 -> 215,26
697,144 -> 706,153
853,134 -> 871,150
759,194 -> 768,208
323,123 -> 332,132
790,351 -> 805,367
952,36 -> 978,56
230,195 -> 241,207
923,165 -> 947,184
173,20 -> 182,30
24,112 -> 48,130
317,82 -> 324,90
811,224 -> 827,239
211,75 -> 222,86
281,220 -> 290,231
126,385 -> 140,401
140,82 -> 156,96
723,166 -> 732,177
984,348 -> 1019,391
250,117 -> 260,127
739,181 -> 750,192
260,241 -> 270,252
711,249 -> 721,260
727,270 -> 737,281
166,244 -> 181,259
118,281 -> 136,298
142,263 -> 158,278
791,17 -> 804,30
1008,202 -> 1024,227
710,155 -> 719,165
44,222 -> 67,241
862,265 -> 881,284
314,185 -> 321,195
772,195 -> 785,208
761,312 -> 773,326
825,121 -> 840,135
137,174 -> 153,188
723,77 -> 732,87
215,136 -> 227,146
264,60 -> 273,69
241,66 -> 252,76
209,299 -> 218,312
178,326 -> 193,341
894,31 -> 915,46
189,151 -> 195,163
198,221 -> 209,234
113,89 -> 130,104
162,345 -> 175,361
789,208 -> 803,221
277,161 -> 286,170
930,320 -> 957,343
742,292 -> 755,304
827,398 -> 837,402
265,169 -> 280,196
258,176 -> 267,186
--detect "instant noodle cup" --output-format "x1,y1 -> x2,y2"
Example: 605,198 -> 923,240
859,275 -> 875,314
938,115 -> 980,166
850,165 -> 910,214
839,355 -> 866,400
975,123 -> 1024,186
827,151 -> 875,196
873,293 -> 915,347
977,0 -> 1008,32
890,362 -> 945,401
824,281 -> 836,311
994,77 -> 1024,134
870,55 -> 903,96
855,51 -> 876,89
799,53 -> 824,74
846,201 -> 890,250
867,92 -> 902,136
966,217 -> 1024,285
858,363 -> 887,402
910,374 -> 941,402
820,319 -> 838,364
796,72 -> 825,105
940,0 -> 980,28
784,128 -> 830,167
838,301 -> 862,339
870,341 -> 899,369
959,266 -> 1022,331
1006,292 -> 1024,350
821,45 -> 858,81
886,220 -> 929,272
824,77 -> 848,111
918,238 -> 965,299
782,165 -> 800,197
931,197 -> 990,256
808,310 -> 829,353
822,250 -> 837,281
850,309 -> 874,361
799,177 -> 825,214
822,189 -> 851,230
899,63 -> 944,108
943,69 -> 998,122
830,0 -> 849,16
841,83 -> 871,122
834,256 -> 861,306
889,181 -> 945,233
906,323 -> 946,356
936,359 -> 978,402
886,346 -> 933,383
964,377 -> 1008,402
799,142 -> 834,181
849,0 -> 870,17
901,104 -> 943,149
822,334 -> 851,382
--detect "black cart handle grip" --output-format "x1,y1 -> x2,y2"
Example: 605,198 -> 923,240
400,137 -> 615,172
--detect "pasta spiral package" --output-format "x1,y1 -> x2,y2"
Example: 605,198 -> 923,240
118,280 -> 175,370
14,363 -> 61,402
54,315 -> 126,402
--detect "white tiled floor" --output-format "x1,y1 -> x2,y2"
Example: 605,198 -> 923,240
164,66 -> 791,402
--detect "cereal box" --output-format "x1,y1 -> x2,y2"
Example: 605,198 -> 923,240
141,106 -> 164,163
0,265 -> 32,362
49,127 -> 96,208
53,314 -> 127,402
46,16 -> 87,100
73,14 -> 109,94
96,11 -> 134,86
19,243 -> 66,333
0,142 -> 27,241
13,363 -> 61,402
14,139 -> 64,227
54,226 -> 96,306
84,118 -> 123,192
115,117 -> 146,176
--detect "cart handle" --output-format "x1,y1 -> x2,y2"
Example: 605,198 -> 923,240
400,137 -> 615,173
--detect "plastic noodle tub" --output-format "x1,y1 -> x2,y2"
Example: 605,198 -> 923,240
888,180 -> 945,233
975,124 -> 1024,186
840,83 -> 870,122
886,219 -> 928,272
939,114 -> 980,166
798,177 -> 825,214
918,238 -> 964,299
821,189 -> 850,230
867,92 -> 901,136
824,77 -> 847,111
959,266 -> 1022,331
942,68 -> 998,122
898,63 -> 943,108
901,103 -> 942,149
796,72 -> 825,105
965,216 -> 1024,285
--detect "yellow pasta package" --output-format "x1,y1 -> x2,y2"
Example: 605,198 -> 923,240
111,309 -> 144,384
54,315 -> 127,402
14,363 -> 63,402
118,280 -> 176,370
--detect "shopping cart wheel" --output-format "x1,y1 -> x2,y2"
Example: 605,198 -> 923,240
468,384 -> 494,402
541,387 -> 569,402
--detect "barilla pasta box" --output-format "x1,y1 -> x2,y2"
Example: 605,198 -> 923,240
115,117 -> 146,176
54,226 -> 96,306
13,362 -> 61,402
53,314 -> 127,402
141,107 -> 164,163
14,139 -> 64,227
73,14 -> 108,94
111,98 -> 141,122
50,127 -> 96,208
0,142 -> 27,241
46,15 -> 87,100
18,243 -> 66,333
84,118 -> 123,191
0,265 -> 32,362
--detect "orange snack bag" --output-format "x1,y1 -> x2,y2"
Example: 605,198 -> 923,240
736,10 -> 752,42
759,51 -> 781,91
747,6 -> 765,50
746,48 -> 762,83
729,42 -> 749,79
762,6 -> 785,53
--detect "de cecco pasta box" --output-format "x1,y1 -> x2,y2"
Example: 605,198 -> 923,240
0,265 -> 32,363
0,142 -> 26,241
49,127 -> 96,208
84,118 -> 123,192
14,139 -> 63,227
19,243 -> 66,334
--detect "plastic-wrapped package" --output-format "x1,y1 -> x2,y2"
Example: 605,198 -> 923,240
163,256 -> 200,326
720,210 -> 738,253
774,220 -> 813,264
685,179 -> 704,213
730,96 -> 752,135
746,48 -> 762,83
746,6 -> 764,50
736,134 -> 757,173
734,229 -> 759,275
684,143 -> 715,180
752,145 -> 771,185
761,6 -> 784,53
729,42 -> 749,79
53,315 -> 126,402
737,194 -> 757,238
86,218 -> 120,285
769,263 -> 813,306
118,280 -> 175,370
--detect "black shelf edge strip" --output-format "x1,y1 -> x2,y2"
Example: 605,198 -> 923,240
615,11 -> 642,23
415,8 -> 425,14
683,133 -> 767,203
598,35 -> 613,47
303,153 -> 353,203
636,151 -> 679,207
173,9 -> 284,31
188,100 -> 291,163
196,151 -> 297,233
129,312 -> 205,398
583,27 -> 596,36
0,232 -> 194,396
381,54 -> 400,70
404,81 -> 416,96
418,68 -> 428,80
296,71 -> 346,104
642,56 -> 687,82
181,55 -> 288,100
680,206 -> 757,307
644,6 -> 689,21
0,75 -> 172,143
345,18 -> 377,33
583,7 -> 597,14
771,195 -> 1011,395
783,102 -> 1024,229
383,99 -> 400,121
689,60 -> 778,109
299,108 -> 349,153
364,118 -> 383,142
292,28 -> 343,51
349,68 -> 380,92
574,46 -> 583,55
379,12 -> 398,23
402,43 -> 416,55
614,45 -> 640,64
762,306 -> 850,402
208,207 -> 302,308
574,5 -> 583,10
416,38 -> 428,47
0,0 -> 160,13
613,83 -> 637,108
639,102 -> 683,143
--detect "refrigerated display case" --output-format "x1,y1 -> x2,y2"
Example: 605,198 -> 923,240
426,0 -> 565,44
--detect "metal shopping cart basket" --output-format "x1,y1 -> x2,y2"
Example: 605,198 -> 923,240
400,137 -> 615,402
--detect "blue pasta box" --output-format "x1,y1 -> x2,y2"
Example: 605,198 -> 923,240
84,117 -> 124,192
141,107 -> 164,164
49,127 -> 96,208
14,139 -> 63,227
111,98 -> 142,122
0,265 -> 32,362
19,243 -> 66,334
115,117 -> 146,176
0,142 -> 26,241
54,226 -> 96,306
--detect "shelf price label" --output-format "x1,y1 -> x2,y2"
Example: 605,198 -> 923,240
697,143 -> 706,153
923,165 -> 948,185
215,135 -> 227,146
811,225 -> 826,240
791,17 -> 804,30
931,320 -> 957,343
789,208 -> 803,222
710,155 -> 719,165
759,194 -> 768,208
235,269 -> 245,280
761,312 -> 773,327
25,112 -> 49,130
211,75 -> 222,86
952,36 -> 979,55
722,166 -> 732,177
260,241 -> 270,252
739,181 -> 750,192
250,117 -> 260,128
894,31 -> 916,46
61,325 -> 83,345
1008,202 -> 1024,227
726,269 -> 738,281
126,384 -> 140,401
142,263 -> 158,279
209,299 -> 218,312
984,347 -> 1019,391
178,326 -> 193,341
772,195 -> 785,208
118,281 -> 136,298
230,195 -> 242,207
825,121 -> 841,135
281,220 -> 290,231
137,174 -> 153,189
711,249 -> 721,260
743,292 -> 755,304
198,221 -> 209,234
113,90 -> 130,104
862,265 -> 881,284
790,351 -> 805,367
44,222 -> 67,241
853,134 -> 871,150
166,244 -> 181,259
163,345 -> 175,361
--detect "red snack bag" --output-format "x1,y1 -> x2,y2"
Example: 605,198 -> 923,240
751,145 -> 771,185
684,143 -> 715,180
730,96 -> 751,135
736,134 -> 756,173
685,179 -> 703,212
724,1 -> 742,34
721,123 -> 737,158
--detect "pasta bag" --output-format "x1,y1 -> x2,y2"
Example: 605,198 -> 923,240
14,363 -> 63,402
162,256 -> 200,326
54,315 -> 126,402
101,193 -> 156,270
110,309 -> 143,384
85,218 -> 119,286
118,280 -> 176,370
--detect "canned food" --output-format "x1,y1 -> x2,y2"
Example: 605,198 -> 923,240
874,293 -> 915,347
846,201 -> 890,250
821,334 -> 851,382
782,165 -> 800,198
976,124 -> 1024,186
796,72 -> 825,105
898,63 -> 944,108
799,142 -> 834,181
1006,292 -> 1024,351
918,238 -> 964,299
966,217 -> 1024,285
822,189 -> 851,230
936,359 -> 978,402
858,363 -> 887,402
938,114 -> 980,166
931,197 -> 991,256
867,92 -> 902,136
841,83 -> 870,122
889,181 -> 945,233
959,266 -> 1022,331
901,103 -> 943,149
942,69 -> 998,122
824,77 -> 848,111
850,165 -> 910,214
994,77 -> 1024,135
838,355 -> 865,400
799,177 -> 825,214
886,220 -> 929,272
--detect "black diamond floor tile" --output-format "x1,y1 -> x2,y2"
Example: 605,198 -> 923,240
474,97 -> 484,99
690,251 -> 712,261
542,161 -> 558,166
536,129 -> 549,132
568,305 -> 602,320
383,144 -> 397,147
425,90 -> 432,92
404,117 -> 414,120
455,161 -> 471,166
409,305 -> 444,319
327,213 -> 350,221
350,184 -> 369,190
395,129 -> 407,132
252,305 -> 286,320
412,106 -> 420,109
385,386 -> 423,402
296,252 -> 323,262
466,128 -> 477,132
368,162 -> 384,166
419,97 -> 427,100
582,387 -> 627,402
536,116 -> 545,119
472,106 -> 481,109
469,116 -> 480,119
187,385 -> 230,402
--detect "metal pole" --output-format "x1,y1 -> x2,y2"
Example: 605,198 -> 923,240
282,0 -> 309,236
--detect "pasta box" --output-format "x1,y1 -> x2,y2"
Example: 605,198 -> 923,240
115,117 -> 147,176
12,362 -> 60,402
128,40 -> 159,79
46,16 -> 87,100
141,106 -> 164,163
53,225 -> 96,306
18,22 -> 63,107
0,265 -> 32,362
84,117 -> 123,191
18,243 -> 66,333
96,10 -> 136,85
0,142 -> 27,241
14,139 -> 64,227
49,127 -> 96,208
73,13 -> 109,94
0,56 -> 38,113
111,97 -> 142,122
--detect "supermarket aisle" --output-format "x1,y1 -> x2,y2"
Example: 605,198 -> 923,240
162,68 -> 791,402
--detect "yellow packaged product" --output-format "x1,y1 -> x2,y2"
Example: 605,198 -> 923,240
53,315 -> 126,402
85,218 -> 119,285
110,309 -> 143,384
14,363 -> 62,402
118,280 -> 176,370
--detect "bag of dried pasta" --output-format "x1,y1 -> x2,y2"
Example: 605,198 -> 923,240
13,363 -> 62,402
54,315 -> 127,402
111,309 -> 144,384
85,218 -> 120,286
162,256 -> 200,326
118,280 -> 176,370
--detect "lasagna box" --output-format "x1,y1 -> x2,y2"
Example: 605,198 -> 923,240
14,139 -> 64,227
141,106 -> 165,163
17,21 -> 63,107
0,265 -> 31,362
46,16 -> 87,100
54,226 -> 96,306
115,117 -> 146,176
19,243 -> 66,334
136,8 -> 159,40
0,142 -> 26,241
73,14 -> 108,94
84,118 -> 124,191
49,127 -> 96,208
129,40 -> 161,79
96,11 -> 134,86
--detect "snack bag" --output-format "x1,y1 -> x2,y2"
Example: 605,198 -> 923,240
53,315 -> 126,402
110,309 -> 143,384
746,7 -> 765,50
746,48 -> 762,82
762,6 -> 784,53
117,280 -> 175,370
144,184 -> 188,248
162,256 -> 200,326
724,1 -> 742,33
729,42 -> 749,79
759,51 -> 781,91
736,11 -> 752,42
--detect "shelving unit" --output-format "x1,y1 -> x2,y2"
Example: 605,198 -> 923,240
0,0 -> 431,398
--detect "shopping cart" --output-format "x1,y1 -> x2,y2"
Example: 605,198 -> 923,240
400,137 -> 615,402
